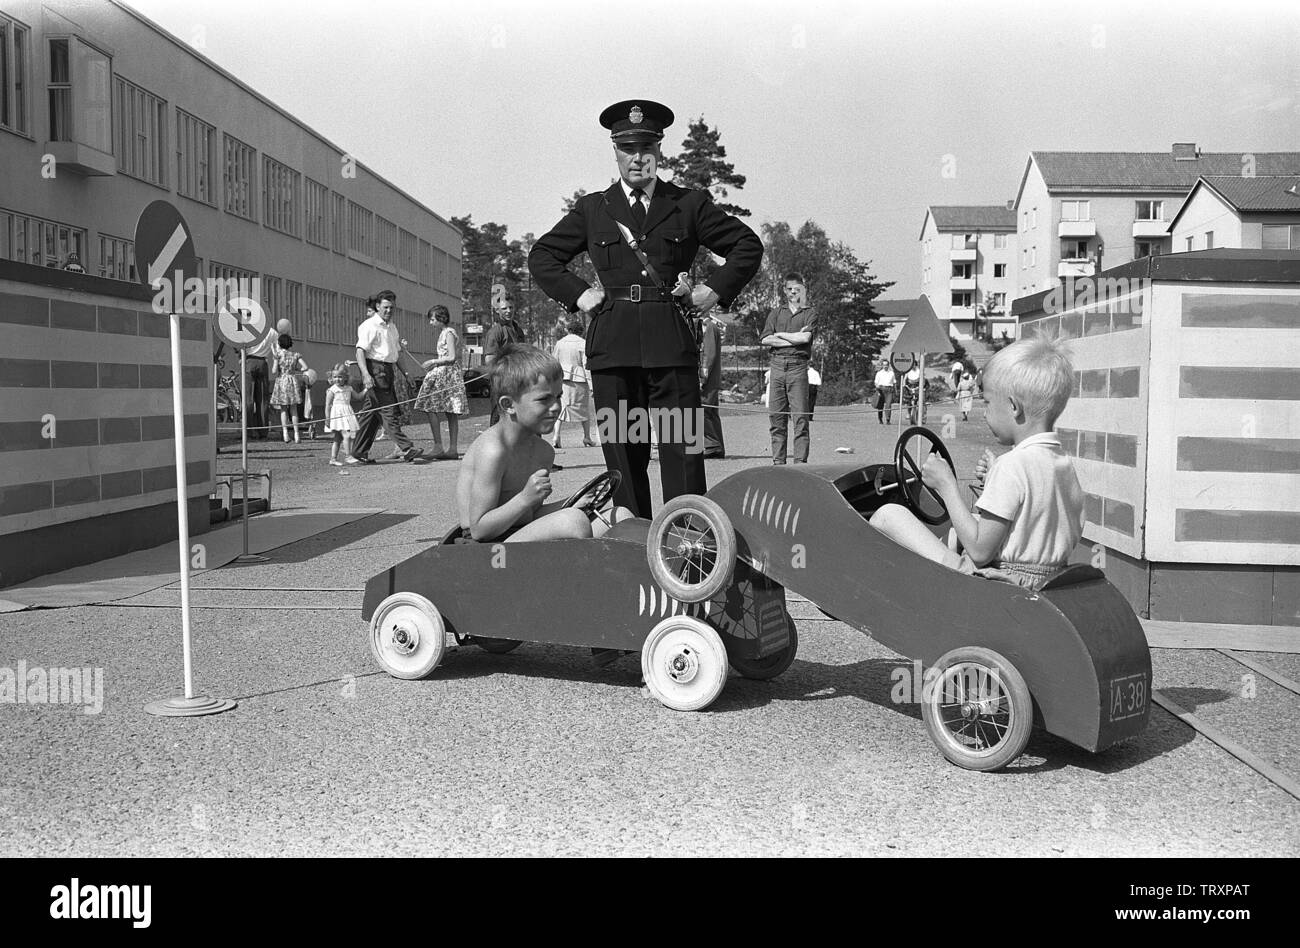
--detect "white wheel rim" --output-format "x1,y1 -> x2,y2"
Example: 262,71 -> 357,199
645,621 -> 725,710
930,662 -> 1015,760
373,600 -> 441,677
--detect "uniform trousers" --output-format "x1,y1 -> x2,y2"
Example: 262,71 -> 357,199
591,366 -> 706,519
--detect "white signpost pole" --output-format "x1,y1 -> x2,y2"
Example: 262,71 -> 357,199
235,342 -> 267,563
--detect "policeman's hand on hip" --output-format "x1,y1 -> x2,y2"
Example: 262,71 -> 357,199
690,285 -> 720,314
577,287 -> 606,314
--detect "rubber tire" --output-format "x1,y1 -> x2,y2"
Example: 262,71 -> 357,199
921,646 -> 1033,772
369,592 -> 446,680
475,637 -> 523,654
641,616 -> 729,712
728,618 -> 799,680
647,494 -> 737,604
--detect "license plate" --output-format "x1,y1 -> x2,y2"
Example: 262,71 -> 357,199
1108,673 -> 1148,722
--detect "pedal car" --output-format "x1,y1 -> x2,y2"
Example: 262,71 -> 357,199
361,471 -> 797,712
643,427 -> 1153,771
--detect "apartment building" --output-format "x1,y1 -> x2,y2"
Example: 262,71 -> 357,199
1167,176 -> 1300,252
0,0 -> 461,373
917,205 -> 1017,340
1011,145 -> 1300,300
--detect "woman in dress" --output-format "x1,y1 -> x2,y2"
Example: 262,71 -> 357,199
551,318 -> 596,449
413,305 -> 468,460
269,333 -> 305,442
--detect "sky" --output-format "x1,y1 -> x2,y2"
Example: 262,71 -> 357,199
128,0 -> 1300,299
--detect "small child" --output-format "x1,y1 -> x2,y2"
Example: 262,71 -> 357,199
270,334 -> 305,443
323,365 -> 360,466
870,337 -> 1085,591
457,344 -> 632,542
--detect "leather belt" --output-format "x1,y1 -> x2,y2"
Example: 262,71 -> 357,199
605,285 -> 676,303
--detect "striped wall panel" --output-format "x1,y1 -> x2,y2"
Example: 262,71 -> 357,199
1145,284 -> 1300,565
0,283 -> 216,539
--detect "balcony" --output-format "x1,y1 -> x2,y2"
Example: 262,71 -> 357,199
1058,219 -> 1097,238
1058,260 -> 1096,278
947,306 -> 977,323
43,141 -> 116,177
949,277 -> 977,291
950,247 -> 977,263
1132,219 -> 1169,238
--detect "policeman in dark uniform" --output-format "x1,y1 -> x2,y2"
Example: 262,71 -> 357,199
528,100 -> 762,517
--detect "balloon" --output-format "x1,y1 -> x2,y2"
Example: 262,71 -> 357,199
276,319 -> 292,334
305,369 -> 318,385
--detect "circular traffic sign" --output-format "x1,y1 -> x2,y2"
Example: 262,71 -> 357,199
890,350 -> 917,374
215,295 -> 269,350
134,200 -> 199,290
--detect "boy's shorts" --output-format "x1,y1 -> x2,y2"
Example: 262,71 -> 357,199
956,555 -> 1064,592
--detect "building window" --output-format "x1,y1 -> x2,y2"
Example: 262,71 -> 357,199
952,263 -> 972,279
1204,231 -> 1214,250
0,209 -> 87,269
993,263 -> 1006,278
114,76 -> 167,186
951,292 -> 973,308
1061,239 -> 1089,260
1021,211 -> 1028,232
223,133 -> 257,221
1135,200 -> 1164,221
993,234 -> 1007,249
330,192 -> 346,254
262,155 -> 300,237
46,36 -> 111,151
375,216 -> 398,271
284,280 -> 302,329
1028,247 -> 1036,267
1261,224 -> 1300,250
1030,207 -> 1037,229
1186,236 -> 1194,252
304,178 -> 329,248
1,15 -> 32,135
399,229 -> 418,280
347,200 -> 372,259
304,284 -> 338,343
176,109 -> 215,204
990,292 -> 1007,310
261,274 -> 282,320
1135,240 -> 1161,258
98,233 -> 135,281
1061,200 -> 1090,221
418,238 -> 433,287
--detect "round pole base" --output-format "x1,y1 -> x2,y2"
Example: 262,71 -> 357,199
233,553 -> 269,563
144,695 -> 238,717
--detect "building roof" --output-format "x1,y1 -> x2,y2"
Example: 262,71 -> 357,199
925,205 -> 1017,235
1194,176 -> 1300,212
1011,249 -> 1300,316
871,298 -> 928,321
1014,151 -> 1300,207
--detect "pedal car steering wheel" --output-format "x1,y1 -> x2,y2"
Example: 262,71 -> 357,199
894,426 -> 957,526
561,469 -> 622,517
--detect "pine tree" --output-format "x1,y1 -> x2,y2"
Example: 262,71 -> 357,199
662,118 -> 751,218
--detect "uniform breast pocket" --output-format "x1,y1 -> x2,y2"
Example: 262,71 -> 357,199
659,230 -> 693,269
591,233 -> 620,270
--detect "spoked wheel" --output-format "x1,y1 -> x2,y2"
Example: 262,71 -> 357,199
921,647 -> 1033,771
728,618 -> 799,681
369,592 -> 447,680
641,616 -> 729,712
474,636 -> 522,654
647,495 -> 736,603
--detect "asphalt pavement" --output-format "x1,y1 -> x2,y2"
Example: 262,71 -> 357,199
1,395 -> 1297,857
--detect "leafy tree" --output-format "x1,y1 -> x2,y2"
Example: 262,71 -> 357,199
661,117 -> 751,218
450,214 -> 514,324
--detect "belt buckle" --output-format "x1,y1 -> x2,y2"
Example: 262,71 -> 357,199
629,284 -> 641,303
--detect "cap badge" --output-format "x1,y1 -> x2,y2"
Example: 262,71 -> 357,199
629,106 -> 643,124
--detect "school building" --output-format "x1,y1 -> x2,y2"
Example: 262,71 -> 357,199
0,0 -> 461,586
1013,249 -> 1300,627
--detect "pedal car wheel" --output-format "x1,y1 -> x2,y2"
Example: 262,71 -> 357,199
647,495 -> 736,603
728,618 -> 799,681
921,647 -> 1032,771
475,636 -> 522,654
369,592 -> 446,680
641,616 -> 729,712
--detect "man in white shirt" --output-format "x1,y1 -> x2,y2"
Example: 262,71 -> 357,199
352,290 -> 421,463
244,323 -> 280,440
873,362 -> 895,425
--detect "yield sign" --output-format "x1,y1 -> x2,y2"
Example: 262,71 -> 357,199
134,200 -> 199,292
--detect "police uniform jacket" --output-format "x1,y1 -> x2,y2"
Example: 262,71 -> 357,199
528,179 -> 762,372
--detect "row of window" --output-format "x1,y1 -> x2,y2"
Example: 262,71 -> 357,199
1,21 -> 453,292
1025,201 -> 1167,228
1021,303 -> 1144,339
1058,427 -> 1139,469
949,291 -> 1007,310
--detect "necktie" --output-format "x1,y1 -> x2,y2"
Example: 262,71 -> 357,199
630,188 -> 647,228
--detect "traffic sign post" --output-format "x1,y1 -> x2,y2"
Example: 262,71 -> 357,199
136,201 -> 236,719
214,295 -> 270,565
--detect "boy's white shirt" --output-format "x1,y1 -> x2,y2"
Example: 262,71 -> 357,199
974,431 -> 1085,567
